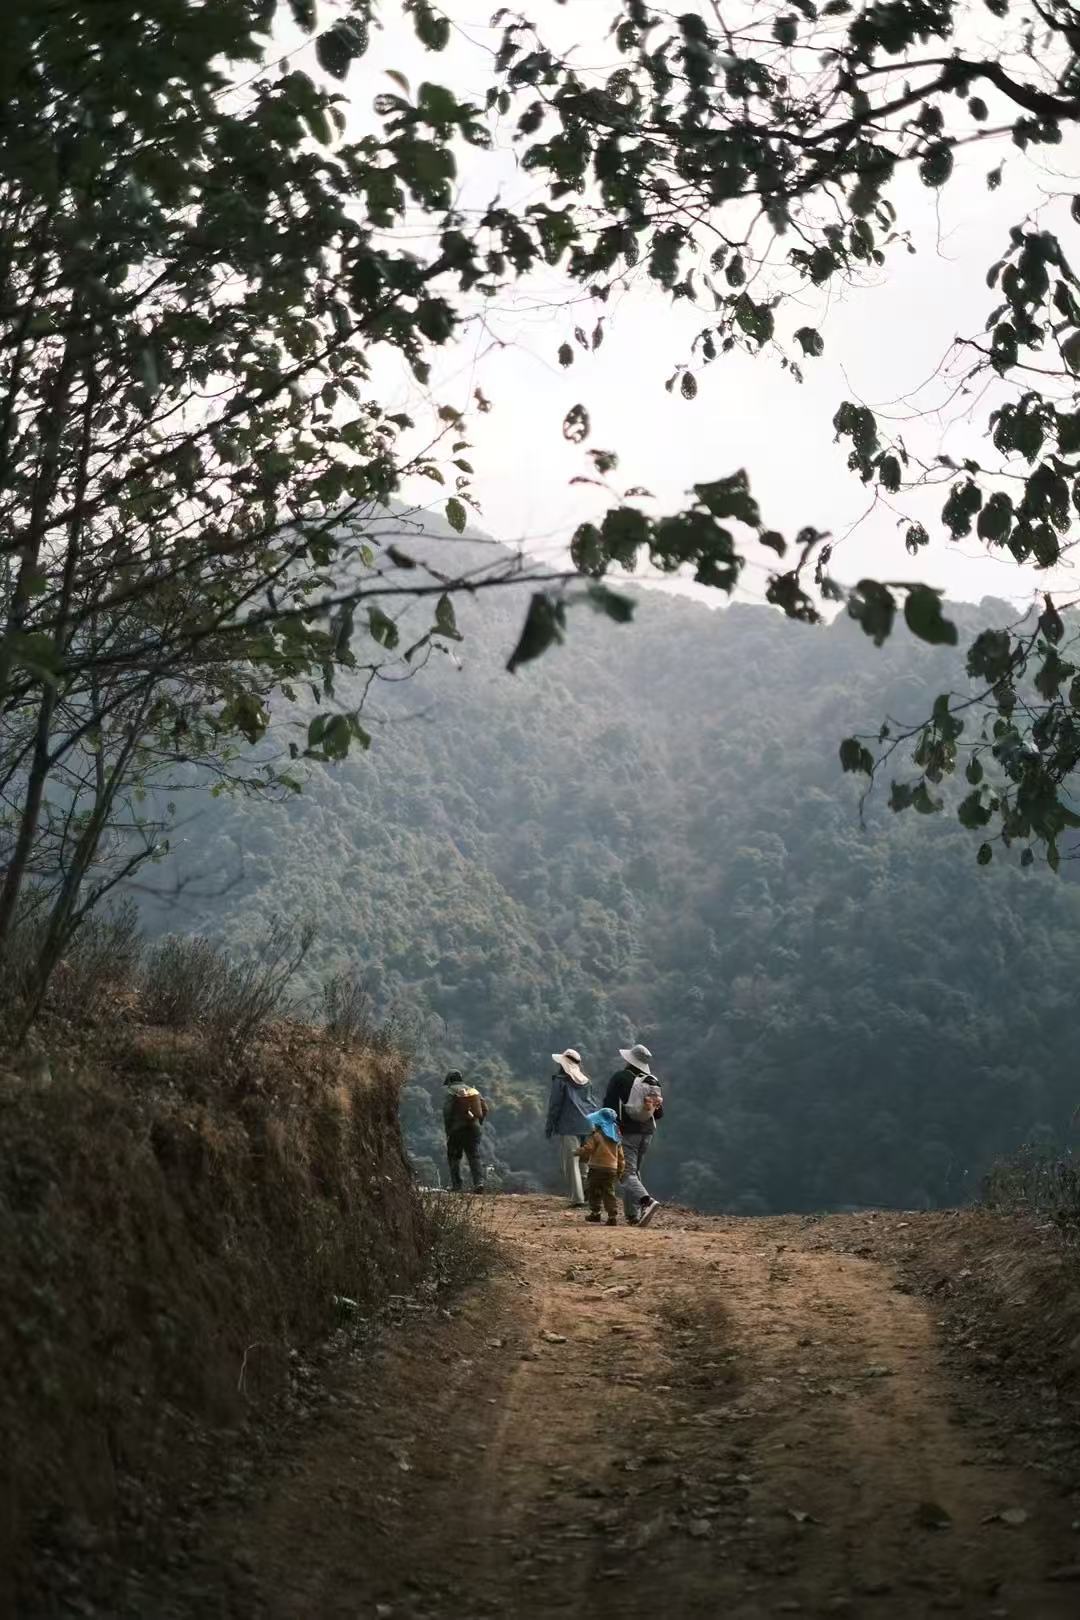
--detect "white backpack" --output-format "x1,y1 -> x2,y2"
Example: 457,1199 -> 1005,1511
625,1075 -> 662,1124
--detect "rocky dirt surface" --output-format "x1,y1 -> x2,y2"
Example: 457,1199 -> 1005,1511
42,1199 -> 1080,1618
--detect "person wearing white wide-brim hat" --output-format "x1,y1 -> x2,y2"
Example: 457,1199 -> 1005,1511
603,1044 -> 663,1226
546,1047 -> 596,1207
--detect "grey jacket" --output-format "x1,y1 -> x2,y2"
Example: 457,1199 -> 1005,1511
545,1073 -> 596,1139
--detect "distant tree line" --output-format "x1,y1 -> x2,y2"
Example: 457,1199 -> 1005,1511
132,567 -> 1080,1213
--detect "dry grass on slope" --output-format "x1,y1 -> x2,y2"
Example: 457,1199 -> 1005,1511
0,1001 -> 430,1610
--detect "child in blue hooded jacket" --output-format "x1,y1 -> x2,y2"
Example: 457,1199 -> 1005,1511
576,1109 -> 626,1225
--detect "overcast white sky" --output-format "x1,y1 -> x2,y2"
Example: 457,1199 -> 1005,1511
273,2 -> 1080,614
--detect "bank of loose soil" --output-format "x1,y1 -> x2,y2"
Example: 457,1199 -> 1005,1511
142,1198 -> 1080,1619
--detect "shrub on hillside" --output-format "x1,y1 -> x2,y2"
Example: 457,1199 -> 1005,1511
981,1144 -> 1080,1234
419,1190 -> 501,1292
0,897 -> 141,1031
142,934 -> 227,1027
54,900 -> 143,1018
322,970 -> 380,1049
210,917 -> 316,1050
322,969 -> 417,1059
142,919 -> 314,1048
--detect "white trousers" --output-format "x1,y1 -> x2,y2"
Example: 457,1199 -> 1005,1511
560,1135 -> 585,1204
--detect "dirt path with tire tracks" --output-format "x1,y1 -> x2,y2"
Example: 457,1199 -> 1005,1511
177,1198 -> 1080,1618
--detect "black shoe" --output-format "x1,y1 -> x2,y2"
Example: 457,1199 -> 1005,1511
606,1217 -> 618,1226
586,1212 -> 602,1223
638,1197 -> 660,1226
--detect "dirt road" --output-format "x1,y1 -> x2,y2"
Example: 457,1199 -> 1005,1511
189,1198 -> 1080,1619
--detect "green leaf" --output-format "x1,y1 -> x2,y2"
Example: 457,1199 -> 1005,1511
919,144 -> 954,189
587,583 -> 635,623
434,593 -> 462,641
598,505 -> 651,565
368,606 -> 400,650
316,17 -> 368,79
848,580 -> 895,647
808,246 -> 837,284
904,587 -> 957,646
878,454 -> 901,494
506,592 -> 566,673
570,521 -> 604,576
734,295 -> 775,345
942,479 -> 982,537
1039,599 -> 1065,644
289,0 -> 316,28
445,497 -> 467,533
839,737 -> 874,775
977,842 -> 993,865
562,403 -> 590,443
967,627 -> 1012,682
323,713 -> 352,758
977,491 -> 1013,543
411,1 -> 451,51
418,81 -> 459,124
302,103 -> 332,145
794,326 -> 824,358
693,470 -> 760,527
8,631 -> 62,682
957,790 -> 991,829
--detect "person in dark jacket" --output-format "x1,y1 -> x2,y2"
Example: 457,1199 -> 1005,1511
603,1043 -> 662,1226
545,1047 -> 596,1207
443,1069 -> 488,1192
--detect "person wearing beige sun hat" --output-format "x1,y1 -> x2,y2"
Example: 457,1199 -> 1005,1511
603,1043 -> 664,1226
545,1047 -> 597,1207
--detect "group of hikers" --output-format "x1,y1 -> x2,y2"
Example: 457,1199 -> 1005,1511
441,1042 -> 663,1228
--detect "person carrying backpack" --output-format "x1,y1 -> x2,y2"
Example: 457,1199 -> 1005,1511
602,1044 -> 663,1226
443,1069 -> 488,1192
576,1108 -> 626,1225
545,1046 -> 596,1207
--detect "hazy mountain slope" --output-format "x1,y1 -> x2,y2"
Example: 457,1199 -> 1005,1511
133,517 -> 1080,1211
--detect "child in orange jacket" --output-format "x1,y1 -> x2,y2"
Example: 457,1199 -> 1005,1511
577,1108 -> 626,1225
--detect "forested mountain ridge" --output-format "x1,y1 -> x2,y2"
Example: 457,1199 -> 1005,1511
135,518 -> 1080,1214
